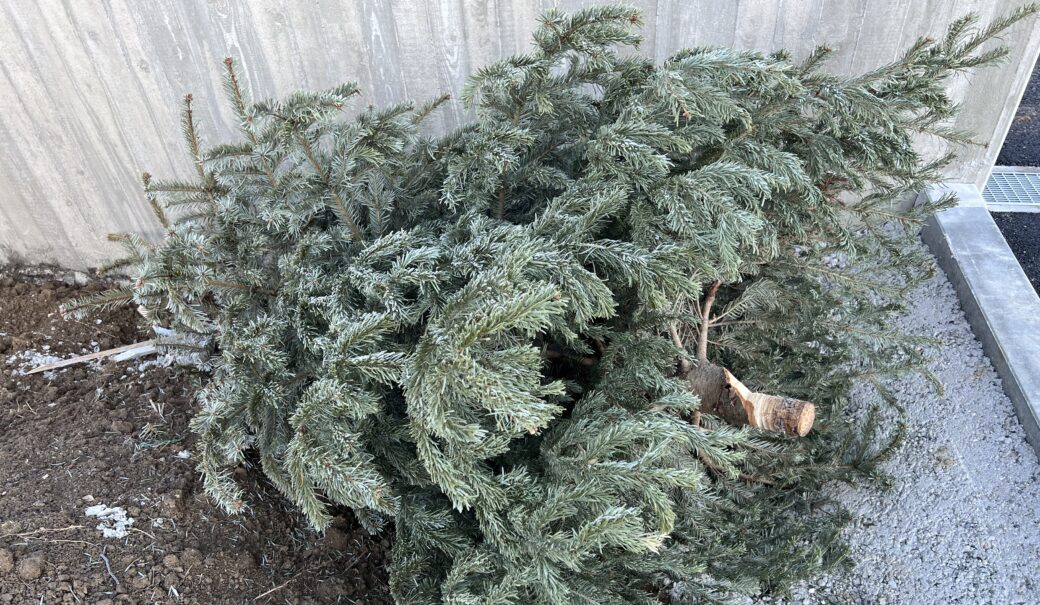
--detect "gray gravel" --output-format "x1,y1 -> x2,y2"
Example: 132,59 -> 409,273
772,243 -> 1040,604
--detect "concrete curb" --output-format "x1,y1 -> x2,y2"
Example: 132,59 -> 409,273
920,183 -> 1040,454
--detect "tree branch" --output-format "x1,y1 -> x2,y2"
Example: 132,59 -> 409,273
696,281 -> 721,363
293,129 -> 365,242
669,323 -> 692,373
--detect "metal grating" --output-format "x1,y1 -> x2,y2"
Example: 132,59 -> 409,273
983,169 -> 1040,205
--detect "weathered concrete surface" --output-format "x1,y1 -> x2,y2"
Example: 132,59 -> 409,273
921,183 -> 1040,453
0,1 -> 1038,269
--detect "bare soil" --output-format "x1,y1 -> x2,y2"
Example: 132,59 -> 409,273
0,268 -> 392,604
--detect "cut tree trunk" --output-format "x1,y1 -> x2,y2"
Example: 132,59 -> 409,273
684,361 -> 815,436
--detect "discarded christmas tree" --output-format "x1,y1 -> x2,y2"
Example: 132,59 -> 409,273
66,5 -> 1035,603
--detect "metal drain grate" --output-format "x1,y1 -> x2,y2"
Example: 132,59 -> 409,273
983,169 -> 1040,205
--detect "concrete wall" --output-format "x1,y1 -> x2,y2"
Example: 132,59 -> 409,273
1,0 -> 1037,269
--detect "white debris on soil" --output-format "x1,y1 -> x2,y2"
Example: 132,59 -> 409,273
768,246 -> 1040,605
85,504 -> 135,539
110,342 -> 157,362
6,350 -> 64,377
175,450 -> 191,459
5,346 -> 108,380
152,325 -> 212,368
136,359 -> 160,373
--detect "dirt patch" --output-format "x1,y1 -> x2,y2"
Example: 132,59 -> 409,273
0,268 -> 391,604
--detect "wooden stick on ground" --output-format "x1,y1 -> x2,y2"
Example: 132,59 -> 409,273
25,340 -> 156,375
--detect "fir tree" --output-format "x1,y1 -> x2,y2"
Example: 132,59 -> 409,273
66,5 -> 1035,603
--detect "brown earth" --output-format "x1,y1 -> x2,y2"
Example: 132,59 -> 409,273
0,268 -> 392,604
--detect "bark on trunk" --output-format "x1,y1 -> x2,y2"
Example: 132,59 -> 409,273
684,361 -> 815,437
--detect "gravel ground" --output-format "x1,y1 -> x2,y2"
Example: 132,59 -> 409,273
775,242 -> 1040,605
996,60 -> 1040,167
